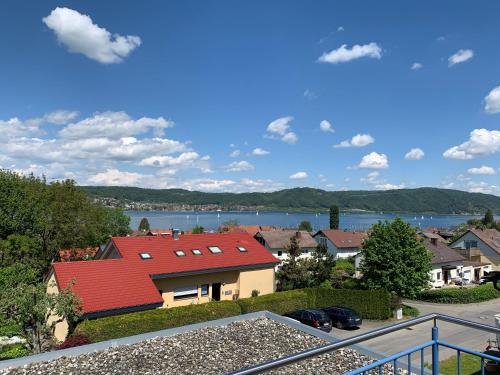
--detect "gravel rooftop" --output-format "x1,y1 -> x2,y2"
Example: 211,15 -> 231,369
0,318 -> 400,375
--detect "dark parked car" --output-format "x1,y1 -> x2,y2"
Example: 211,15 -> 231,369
480,271 -> 500,290
283,309 -> 332,332
322,307 -> 362,329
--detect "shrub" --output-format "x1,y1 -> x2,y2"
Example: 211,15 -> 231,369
76,301 -> 241,343
0,323 -> 22,337
251,289 -> 260,298
402,304 -> 419,317
0,344 -> 30,360
57,334 -> 92,350
303,288 -> 392,320
416,284 -> 500,304
335,259 -> 355,276
238,289 -> 309,315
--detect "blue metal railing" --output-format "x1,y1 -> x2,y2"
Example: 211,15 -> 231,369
229,313 -> 500,375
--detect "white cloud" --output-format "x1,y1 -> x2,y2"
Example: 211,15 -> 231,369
88,168 -> 144,186
318,174 -> 327,182
467,166 -> 497,175
43,7 -> 141,64
358,152 -> 389,169
484,86 -> 500,114
289,171 -> 308,180
224,160 -> 254,172
405,148 -> 425,160
139,152 -> 200,167
374,183 -> 405,190
185,179 -> 236,192
334,134 -> 374,148
466,181 -> 500,195
251,148 -> 270,156
360,171 -> 380,184
411,62 -> 423,70
229,149 -> 241,158
59,111 -> 173,139
337,26 -> 344,32
443,129 -> 500,159
318,43 -> 382,64
43,110 -> 79,125
303,89 -> 317,100
448,49 -> 474,67
265,116 -> 298,144
319,120 -> 334,133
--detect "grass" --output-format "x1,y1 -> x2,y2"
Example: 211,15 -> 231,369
439,353 -> 500,375
402,304 -> 419,317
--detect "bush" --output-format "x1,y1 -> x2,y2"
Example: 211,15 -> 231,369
57,334 -> 92,350
238,290 -> 309,315
335,259 -> 355,276
0,344 -> 30,360
402,304 -> 419,317
0,323 -> 22,337
303,288 -> 392,320
416,284 -> 500,304
251,290 -> 260,298
76,301 -> 241,343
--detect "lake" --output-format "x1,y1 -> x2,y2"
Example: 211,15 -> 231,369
125,211 -> 486,232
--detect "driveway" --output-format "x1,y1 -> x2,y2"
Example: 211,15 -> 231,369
330,299 -> 500,364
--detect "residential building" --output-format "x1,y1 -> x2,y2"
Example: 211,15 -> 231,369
220,225 -> 278,237
313,229 -> 366,259
450,228 -> 500,270
254,230 -> 317,264
47,233 -> 279,341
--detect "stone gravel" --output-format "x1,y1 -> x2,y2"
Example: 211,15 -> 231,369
0,318 -> 405,375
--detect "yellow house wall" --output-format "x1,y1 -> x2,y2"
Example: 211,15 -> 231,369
238,268 -> 275,298
46,274 -> 69,342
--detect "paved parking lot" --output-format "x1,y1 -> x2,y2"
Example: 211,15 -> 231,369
330,299 -> 500,363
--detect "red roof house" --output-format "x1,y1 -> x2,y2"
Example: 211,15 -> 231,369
313,229 -> 366,259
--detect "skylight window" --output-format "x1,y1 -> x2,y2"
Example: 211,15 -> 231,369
191,249 -> 202,255
139,252 -> 152,260
237,246 -> 247,252
175,250 -> 186,257
208,246 -> 222,254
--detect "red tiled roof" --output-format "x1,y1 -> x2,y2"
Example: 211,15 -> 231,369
52,233 -> 279,315
220,225 -> 277,236
315,229 -> 366,249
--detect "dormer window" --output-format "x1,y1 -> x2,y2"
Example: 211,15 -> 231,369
237,246 -> 247,252
175,250 -> 186,257
139,252 -> 152,260
208,246 -> 222,254
191,249 -> 202,255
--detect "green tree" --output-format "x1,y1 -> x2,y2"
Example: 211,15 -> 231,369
101,208 -> 131,239
138,217 -> 150,232
276,235 -> 308,291
309,243 -> 335,287
0,281 -> 81,353
298,220 -> 313,232
483,209 -> 495,227
192,225 -> 204,234
330,205 -> 339,229
360,218 -> 432,299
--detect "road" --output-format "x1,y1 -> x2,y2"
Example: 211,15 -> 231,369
330,299 -> 500,365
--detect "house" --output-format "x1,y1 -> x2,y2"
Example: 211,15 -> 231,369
450,228 -> 500,270
47,233 -> 279,341
313,229 -> 366,259
254,230 -> 317,264
58,247 -> 99,262
220,225 -> 278,237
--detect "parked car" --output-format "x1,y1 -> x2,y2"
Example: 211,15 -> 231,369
322,306 -> 362,329
283,309 -> 332,332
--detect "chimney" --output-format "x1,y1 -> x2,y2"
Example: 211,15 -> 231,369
431,238 -> 437,246
172,229 -> 180,240
295,231 -> 301,238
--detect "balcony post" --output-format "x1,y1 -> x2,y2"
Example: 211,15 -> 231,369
432,326 -> 439,375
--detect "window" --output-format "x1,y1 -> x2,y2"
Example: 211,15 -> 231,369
237,246 -> 247,252
436,272 -> 441,281
465,240 -> 478,249
139,252 -> 152,260
201,284 -> 209,296
175,250 -> 186,257
208,246 -> 222,254
191,249 -> 202,255
173,286 -> 198,300
277,250 -> 283,257
304,249 -> 309,254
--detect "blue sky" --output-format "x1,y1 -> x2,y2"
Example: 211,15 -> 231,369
0,1 -> 499,194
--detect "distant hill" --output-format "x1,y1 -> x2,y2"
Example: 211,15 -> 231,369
81,186 -> 500,214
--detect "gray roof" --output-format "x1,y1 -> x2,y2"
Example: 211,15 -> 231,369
256,230 -> 317,249
424,238 -> 465,265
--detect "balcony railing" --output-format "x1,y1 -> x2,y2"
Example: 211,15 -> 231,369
229,313 -> 500,375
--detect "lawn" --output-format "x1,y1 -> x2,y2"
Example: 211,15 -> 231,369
439,353 -> 500,375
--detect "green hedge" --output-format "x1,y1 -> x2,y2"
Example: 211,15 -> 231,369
0,344 -> 30,360
76,301 -> 241,343
302,288 -> 392,320
416,284 -> 500,304
238,289 -> 309,315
